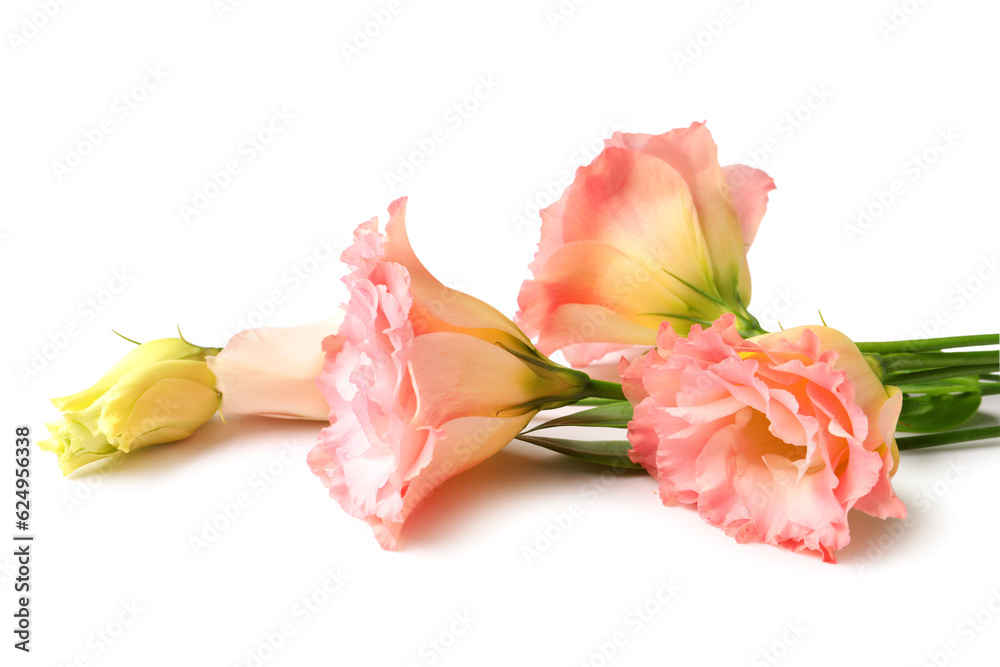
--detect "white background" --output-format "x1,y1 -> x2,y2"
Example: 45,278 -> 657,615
3,1 -> 999,665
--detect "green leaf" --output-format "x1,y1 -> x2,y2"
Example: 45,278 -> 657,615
893,376 -> 981,396
897,392 -> 982,433
524,401 -> 633,433
515,433 -> 641,469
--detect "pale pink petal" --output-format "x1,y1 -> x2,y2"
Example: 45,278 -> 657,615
208,316 -> 344,420
693,411 -> 752,528
561,343 -> 648,379
853,441 -> 907,520
408,333 -> 552,428
723,164 -> 775,251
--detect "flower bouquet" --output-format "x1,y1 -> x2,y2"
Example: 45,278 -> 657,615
39,123 -> 998,563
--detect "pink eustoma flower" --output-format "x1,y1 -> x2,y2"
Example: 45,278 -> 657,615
516,122 -> 775,370
308,198 -> 590,550
621,314 -> 905,563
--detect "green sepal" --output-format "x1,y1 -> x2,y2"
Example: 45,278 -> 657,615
515,433 -> 641,469
523,401 -> 633,434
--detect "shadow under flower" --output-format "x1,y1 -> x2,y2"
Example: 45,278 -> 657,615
399,441 -> 648,550
63,416 -> 325,481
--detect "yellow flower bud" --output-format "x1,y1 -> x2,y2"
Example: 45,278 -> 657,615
39,337 -> 222,475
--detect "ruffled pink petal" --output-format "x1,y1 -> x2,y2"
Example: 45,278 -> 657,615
653,414 -> 730,506
308,227 -> 419,540
853,441 -> 907,520
622,317 -> 906,562
733,453 -> 849,563
854,389 -> 906,518
693,411 -> 752,528
310,201 -> 586,550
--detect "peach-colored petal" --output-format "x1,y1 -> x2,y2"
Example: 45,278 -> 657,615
521,239 -> 701,334
207,316 -> 344,420
531,302 -> 659,360
607,123 -> 747,303
531,146 -> 714,296
408,333 -> 561,427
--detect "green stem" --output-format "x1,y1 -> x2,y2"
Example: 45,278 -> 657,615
980,383 -> 1000,396
897,426 -> 1000,451
575,397 -> 622,406
882,350 -> 999,374
857,334 -> 999,354
886,364 -> 1000,385
583,379 -> 627,402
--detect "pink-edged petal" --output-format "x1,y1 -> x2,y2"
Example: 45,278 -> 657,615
608,123 -> 750,304
853,441 -> 907,520
561,343 -> 648,378
533,304 -> 659,362
382,198 -> 531,347
651,410 -> 731,506
728,440 -> 849,563
518,145 -> 723,348
722,164 -> 775,251
517,239 -> 699,344
693,410 -> 752,528
371,414 -> 533,550
547,146 -> 713,288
